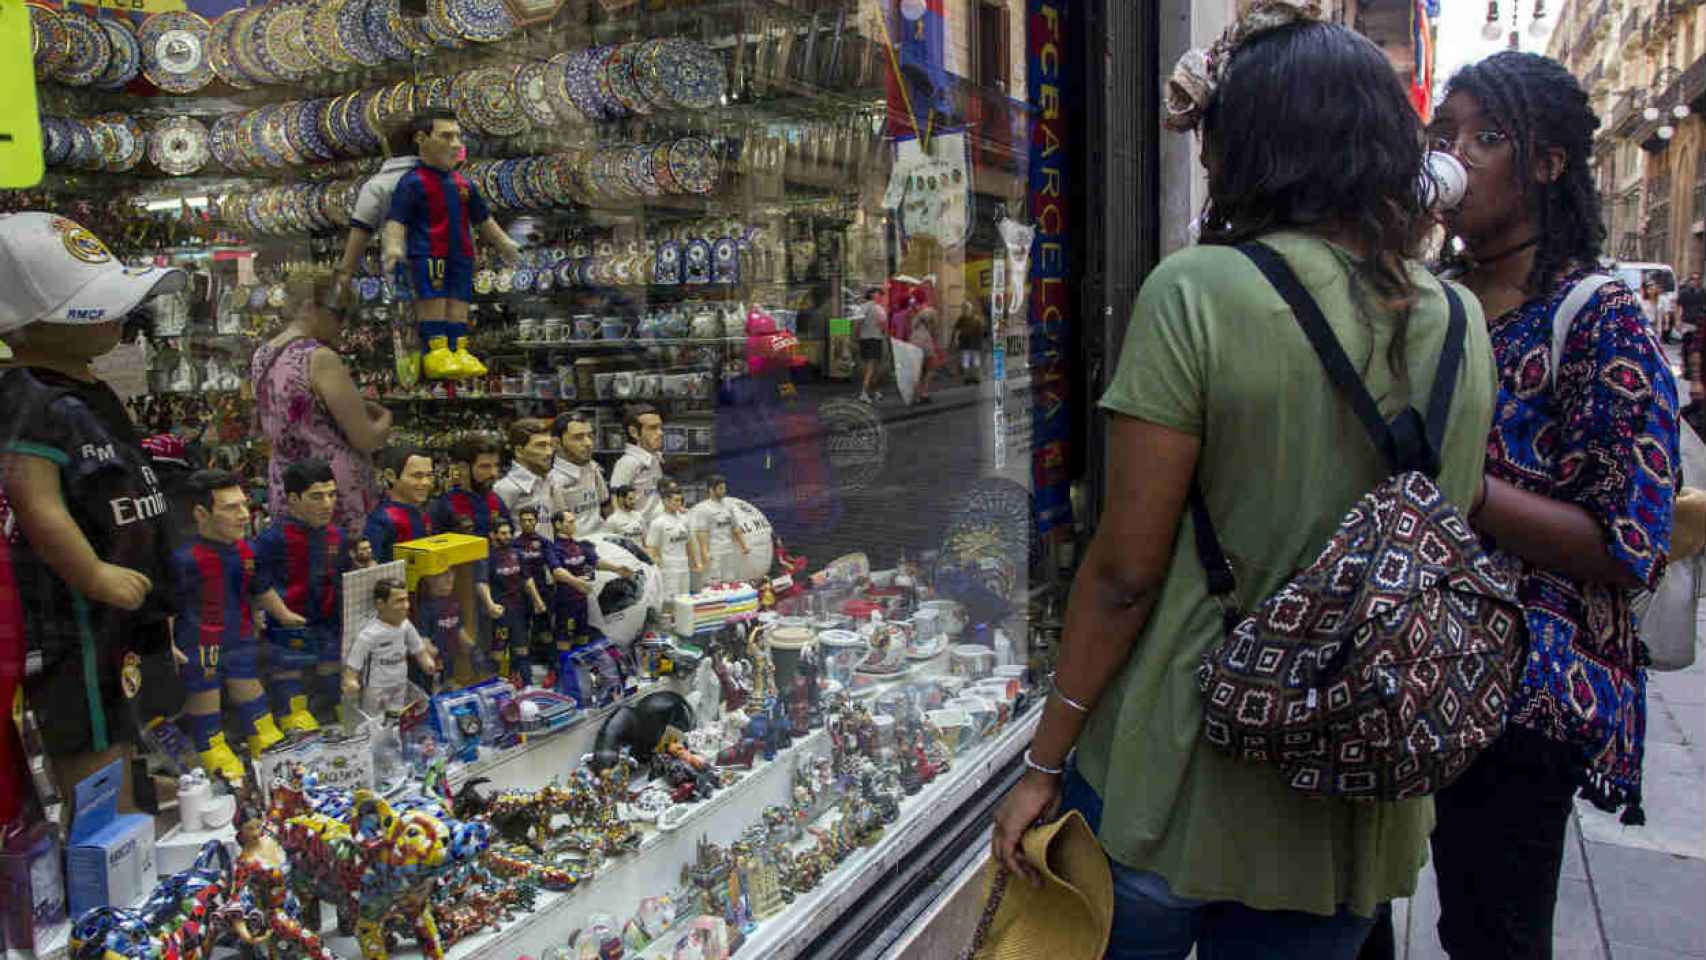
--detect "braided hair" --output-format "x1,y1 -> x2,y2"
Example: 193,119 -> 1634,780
1438,52 -> 1605,295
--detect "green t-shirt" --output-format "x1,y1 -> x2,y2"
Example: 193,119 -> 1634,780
1080,231 -> 1496,917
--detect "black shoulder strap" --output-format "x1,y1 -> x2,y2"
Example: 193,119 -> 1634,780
1189,243 -> 1467,615
1238,242 -> 1401,469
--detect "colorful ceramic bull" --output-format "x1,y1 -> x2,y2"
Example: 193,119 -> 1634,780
278,790 -> 490,960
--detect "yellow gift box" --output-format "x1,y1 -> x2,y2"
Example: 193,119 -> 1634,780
395,533 -> 489,590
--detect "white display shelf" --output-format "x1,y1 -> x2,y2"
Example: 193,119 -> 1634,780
27,674 -> 1032,960
317,728 -> 833,960
698,710 -> 1037,960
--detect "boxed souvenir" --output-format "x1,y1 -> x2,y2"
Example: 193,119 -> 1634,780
0,819 -> 68,953
65,760 -> 157,918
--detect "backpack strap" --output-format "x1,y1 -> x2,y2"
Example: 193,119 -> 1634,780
1190,242 -> 1468,620
1548,273 -> 1616,388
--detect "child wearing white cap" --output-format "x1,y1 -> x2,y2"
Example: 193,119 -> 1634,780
0,211 -> 188,807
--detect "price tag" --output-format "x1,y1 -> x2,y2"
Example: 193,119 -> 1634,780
0,0 -> 44,189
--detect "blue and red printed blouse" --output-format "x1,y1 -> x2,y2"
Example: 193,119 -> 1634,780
1485,267 -> 1679,815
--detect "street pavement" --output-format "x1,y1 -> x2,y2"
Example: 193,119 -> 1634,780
1393,344 -> 1706,960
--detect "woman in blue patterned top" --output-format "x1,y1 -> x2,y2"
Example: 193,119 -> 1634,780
1426,53 -> 1679,958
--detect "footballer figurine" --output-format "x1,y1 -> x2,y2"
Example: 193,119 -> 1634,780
381,110 -> 521,381
548,509 -> 633,655
172,470 -> 308,783
480,516 -> 539,685
364,445 -> 435,564
252,459 -> 344,732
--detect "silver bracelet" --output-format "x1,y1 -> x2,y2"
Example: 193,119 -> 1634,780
1047,671 -> 1092,714
1023,747 -> 1066,777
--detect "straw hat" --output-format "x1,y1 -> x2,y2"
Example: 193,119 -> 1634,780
969,810 -> 1114,960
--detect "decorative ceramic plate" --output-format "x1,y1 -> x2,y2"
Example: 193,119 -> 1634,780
250,106 -> 288,167
209,113 -> 242,169
99,113 -> 145,172
52,10 -> 112,88
466,65 -> 529,136
29,4 -> 68,82
206,11 -> 254,89
348,89 -> 383,152
246,4 -> 293,83
512,267 -> 534,292
423,74 -> 454,111
655,38 -> 724,110
41,118 -> 70,167
302,99 -> 338,161
629,38 -> 670,109
649,140 -> 679,194
67,120 -> 99,171
544,52 -> 582,124
555,259 -> 576,287
524,155 -> 557,207
299,0 -> 338,71
364,0 -> 411,61
269,4 -> 316,78
139,11 -> 213,93
563,47 -> 609,122
495,158 -> 522,208
338,0 -> 385,67
667,137 -> 717,195
395,6 -> 435,55
222,9 -> 268,87
423,0 -> 462,47
592,45 -> 625,118
445,0 -> 514,43
514,60 -> 557,127
603,42 -> 648,116
150,116 -> 210,176
95,18 -> 142,90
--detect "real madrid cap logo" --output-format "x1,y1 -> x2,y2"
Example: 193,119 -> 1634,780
50,216 -> 114,264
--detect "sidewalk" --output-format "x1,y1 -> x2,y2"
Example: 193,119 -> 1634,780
1393,346 -> 1706,959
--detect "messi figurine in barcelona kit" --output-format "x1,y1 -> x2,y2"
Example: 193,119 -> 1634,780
253,459 -> 345,731
172,471 -> 307,784
381,110 -> 521,381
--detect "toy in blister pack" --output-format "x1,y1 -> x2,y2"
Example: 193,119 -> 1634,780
429,688 -> 488,763
500,689 -> 581,734
467,677 -> 518,749
555,639 -> 631,709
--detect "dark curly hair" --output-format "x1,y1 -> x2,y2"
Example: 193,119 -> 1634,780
1436,52 -> 1604,294
1199,21 -> 1427,321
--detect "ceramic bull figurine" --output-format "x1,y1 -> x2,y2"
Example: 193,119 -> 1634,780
278,790 -> 490,960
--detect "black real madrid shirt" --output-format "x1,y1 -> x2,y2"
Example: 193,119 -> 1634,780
0,366 -> 175,675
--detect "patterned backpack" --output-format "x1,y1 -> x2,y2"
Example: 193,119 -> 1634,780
1191,244 -> 1525,800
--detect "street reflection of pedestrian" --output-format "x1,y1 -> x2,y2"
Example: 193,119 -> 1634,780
908,307 -> 943,404
986,11 -> 1493,959
1679,272 -> 1705,421
1425,51 -> 1678,960
856,287 -> 887,404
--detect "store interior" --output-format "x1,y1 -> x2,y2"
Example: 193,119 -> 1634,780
2,0 -> 1070,958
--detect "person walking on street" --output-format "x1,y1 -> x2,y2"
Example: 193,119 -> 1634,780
954,300 -> 988,384
908,306 -> 944,405
1678,272 -> 1705,422
1425,52 -> 1678,959
988,11 -> 1495,958
856,287 -> 887,403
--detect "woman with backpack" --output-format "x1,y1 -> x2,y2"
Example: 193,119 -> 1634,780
1423,53 -> 1679,958
988,8 -> 1499,958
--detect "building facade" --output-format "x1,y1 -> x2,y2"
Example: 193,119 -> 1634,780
1551,0 -> 1706,274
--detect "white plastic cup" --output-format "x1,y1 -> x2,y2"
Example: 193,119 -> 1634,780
1419,150 -> 1469,213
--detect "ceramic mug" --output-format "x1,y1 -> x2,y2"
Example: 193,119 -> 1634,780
544,319 -> 566,343
925,708 -> 971,752
601,319 -> 632,340
518,318 -> 539,342
950,644 -> 996,680
572,316 -> 598,340
611,371 -> 635,398
817,629 -> 867,687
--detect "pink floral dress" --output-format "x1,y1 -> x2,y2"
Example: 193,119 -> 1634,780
252,337 -> 378,535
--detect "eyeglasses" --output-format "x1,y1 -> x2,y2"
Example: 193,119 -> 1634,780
1427,128 -> 1512,169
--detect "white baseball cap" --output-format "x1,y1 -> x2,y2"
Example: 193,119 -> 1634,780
0,211 -> 187,337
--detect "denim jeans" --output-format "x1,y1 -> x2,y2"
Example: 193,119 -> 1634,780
1059,766 -> 1375,960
